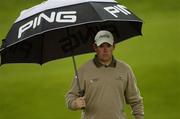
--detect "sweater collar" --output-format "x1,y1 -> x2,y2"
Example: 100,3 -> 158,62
93,55 -> 116,68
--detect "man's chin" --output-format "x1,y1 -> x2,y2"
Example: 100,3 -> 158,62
102,57 -> 112,62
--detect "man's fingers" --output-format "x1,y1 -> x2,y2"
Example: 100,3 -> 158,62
75,96 -> 86,109
79,96 -> 86,100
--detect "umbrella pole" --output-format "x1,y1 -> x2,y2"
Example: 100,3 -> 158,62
67,28 -> 84,97
72,55 -> 84,97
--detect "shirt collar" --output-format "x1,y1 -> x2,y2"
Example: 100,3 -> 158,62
93,55 -> 116,68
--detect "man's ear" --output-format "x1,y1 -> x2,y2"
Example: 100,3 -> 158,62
113,44 -> 115,49
93,43 -> 97,51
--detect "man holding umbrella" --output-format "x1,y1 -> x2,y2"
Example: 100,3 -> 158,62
0,0 -> 144,118
66,30 -> 144,119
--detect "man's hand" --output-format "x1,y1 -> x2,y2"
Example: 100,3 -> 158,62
72,96 -> 86,109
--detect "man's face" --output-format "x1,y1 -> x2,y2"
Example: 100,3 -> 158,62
93,42 -> 115,63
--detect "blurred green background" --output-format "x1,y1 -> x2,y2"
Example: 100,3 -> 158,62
0,0 -> 179,119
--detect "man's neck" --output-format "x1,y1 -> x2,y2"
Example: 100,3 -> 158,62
93,55 -> 116,68
98,58 -> 112,66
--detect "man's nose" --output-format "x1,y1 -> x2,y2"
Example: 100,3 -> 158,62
103,46 -> 108,52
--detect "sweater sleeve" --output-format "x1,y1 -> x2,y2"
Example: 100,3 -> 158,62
124,66 -> 144,119
65,77 -> 79,110
65,68 -> 85,110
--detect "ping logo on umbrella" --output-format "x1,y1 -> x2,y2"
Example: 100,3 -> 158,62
18,11 -> 77,39
104,4 -> 131,18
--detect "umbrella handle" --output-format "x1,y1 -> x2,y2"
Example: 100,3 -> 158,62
79,90 -> 85,110
78,90 -> 85,97
72,56 -> 85,109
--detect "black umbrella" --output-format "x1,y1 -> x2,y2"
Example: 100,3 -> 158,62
0,0 -> 143,96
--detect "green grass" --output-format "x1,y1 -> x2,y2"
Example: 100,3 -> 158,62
0,0 -> 180,119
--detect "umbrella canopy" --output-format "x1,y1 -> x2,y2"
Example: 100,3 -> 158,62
0,0 -> 143,96
0,0 -> 142,65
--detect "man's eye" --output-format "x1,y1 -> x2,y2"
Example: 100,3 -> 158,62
99,44 -> 104,48
107,44 -> 111,47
